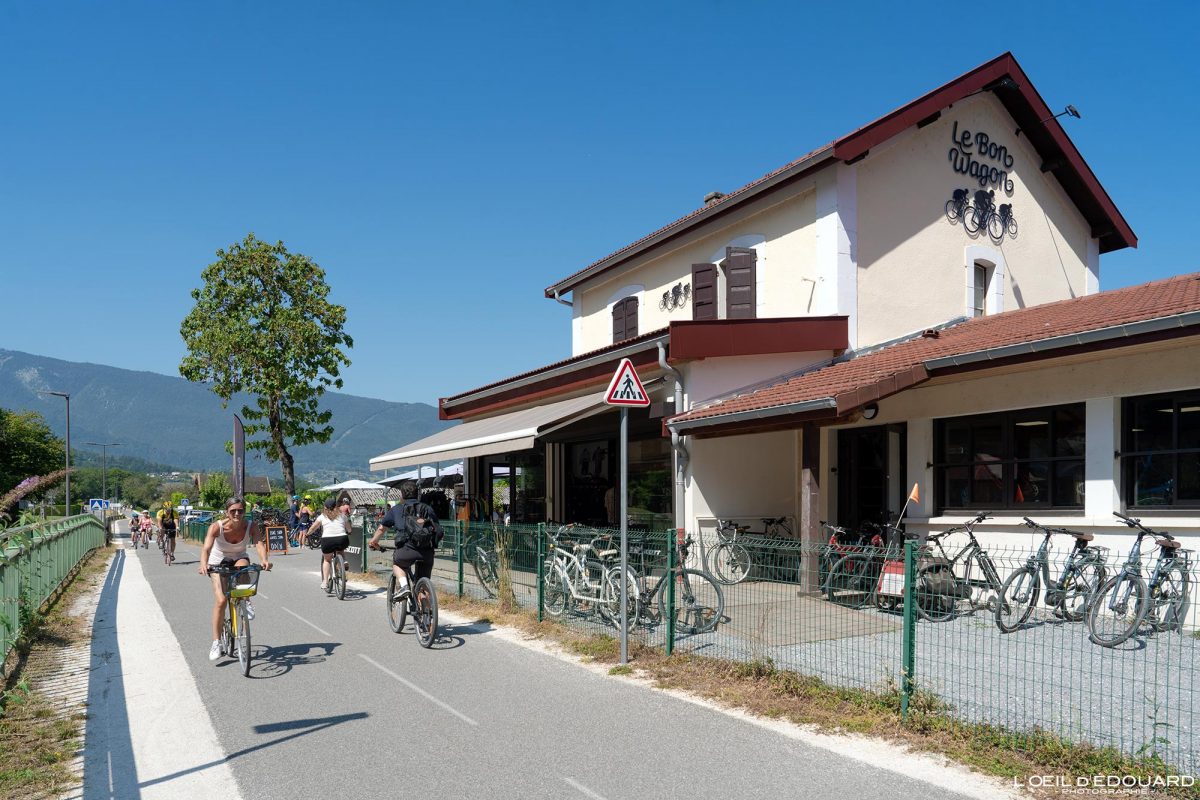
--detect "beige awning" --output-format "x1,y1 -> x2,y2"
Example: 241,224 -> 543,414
368,392 -> 609,471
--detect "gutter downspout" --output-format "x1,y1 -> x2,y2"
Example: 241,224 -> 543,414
552,289 -> 572,308
658,342 -> 691,555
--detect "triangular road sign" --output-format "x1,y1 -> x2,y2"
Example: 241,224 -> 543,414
604,358 -> 650,407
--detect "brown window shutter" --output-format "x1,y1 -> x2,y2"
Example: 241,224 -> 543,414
625,296 -> 638,339
726,247 -> 756,319
691,263 -> 717,320
612,298 -> 626,342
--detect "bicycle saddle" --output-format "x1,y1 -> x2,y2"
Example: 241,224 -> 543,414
597,549 -> 618,558
1156,537 -> 1182,549
1069,531 -> 1094,542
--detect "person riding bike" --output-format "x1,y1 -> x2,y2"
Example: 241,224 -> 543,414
156,501 -> 179,564
307,496 -> 351,590
130,511 -> 140,546
368,496 -> 443,602
199,497 -> 271,662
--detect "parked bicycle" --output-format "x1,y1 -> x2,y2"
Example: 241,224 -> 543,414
463,527 -> 501,598
543,526 -> 638,632
625,534 -> 724,635
823,523 -> 888,609
994,517 -> 1109,633
710,517 -> 795,585
206,563 -> 262,677
913,512 -> 1005,622
374,543 -> 439,648
1086,513 -> 1192,647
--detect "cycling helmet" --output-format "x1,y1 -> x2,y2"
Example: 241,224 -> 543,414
292,495 -> 299,500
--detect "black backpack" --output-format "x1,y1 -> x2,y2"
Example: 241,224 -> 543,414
395,502 -> 443,549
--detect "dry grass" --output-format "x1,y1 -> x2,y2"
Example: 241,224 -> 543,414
0,545 -> 114,799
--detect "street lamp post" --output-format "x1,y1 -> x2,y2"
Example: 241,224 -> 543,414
38,391 -> 71,515
84,442 -> 121,504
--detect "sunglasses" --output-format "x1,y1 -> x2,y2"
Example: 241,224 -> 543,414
227,508 -> 245,515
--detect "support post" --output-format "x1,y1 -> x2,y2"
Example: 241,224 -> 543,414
800,423 -> 822,592
536,522 -> 545,622
665,529 -> 677,655
456,521 -> 465,599
619,407 -> 629,665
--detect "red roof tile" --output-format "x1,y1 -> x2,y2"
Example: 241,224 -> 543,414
670,273 -> 1200,427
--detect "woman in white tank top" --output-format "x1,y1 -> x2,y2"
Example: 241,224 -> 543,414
199,497 -> 271,662
308,496 -> 352,591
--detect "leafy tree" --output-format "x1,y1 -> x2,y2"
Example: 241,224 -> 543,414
121,473 -> 163,509
0,409 -> 65,496
199,473 -> 232,508
179,234 -> 353,496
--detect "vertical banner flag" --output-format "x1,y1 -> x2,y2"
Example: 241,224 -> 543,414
233,414 -> 245,501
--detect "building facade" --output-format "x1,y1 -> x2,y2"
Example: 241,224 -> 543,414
370,53 -> 1200,562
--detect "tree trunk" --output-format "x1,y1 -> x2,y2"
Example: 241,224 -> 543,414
268,395 -> 296,497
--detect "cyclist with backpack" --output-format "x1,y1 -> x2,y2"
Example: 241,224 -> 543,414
157,501 -> 179,564
368,496 -> 443,602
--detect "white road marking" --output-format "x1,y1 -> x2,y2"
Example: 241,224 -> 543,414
280,606 -> 331,637
358,654 -> 479,726
564,777 -> 609,800
102,550 -> 242,798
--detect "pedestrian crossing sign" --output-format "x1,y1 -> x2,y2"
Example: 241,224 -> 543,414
604,358 -> 650,407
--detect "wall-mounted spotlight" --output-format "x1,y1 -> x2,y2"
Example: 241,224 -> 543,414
1016,104 -> 1081,137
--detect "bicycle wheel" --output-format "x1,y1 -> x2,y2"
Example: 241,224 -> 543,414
414,578 -> 438,648
1058,561 -> 1106,622
1148,566 -> 1190,633
473,548 -> 499,598
601,566 -> 640,632
709,542 -> 750,585
543,563 -> 569,617
963,204 -> 982,234
334,555 -> 346,600
994,566 -> 1040,633
659,569 -> 724,634
1087,573 -> 1148,646
826,554 -> 872,609
914,564 -> 958,622
386,574 -> 407,634
236,602 -> 251,677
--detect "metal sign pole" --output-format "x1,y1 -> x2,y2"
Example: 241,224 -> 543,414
619,405 -> 629,665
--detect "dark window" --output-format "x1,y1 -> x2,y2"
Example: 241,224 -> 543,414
611,296 -> 638,343
691,262 -> 717,321
972,263 -> 989,317
933,403 -> 1085,512
725,247 -> 757,319
1122,390 -> 1200,508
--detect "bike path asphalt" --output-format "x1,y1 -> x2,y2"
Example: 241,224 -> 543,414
98,526 -> 1016,800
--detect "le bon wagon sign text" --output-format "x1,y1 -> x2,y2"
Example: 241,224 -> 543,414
948,120 -> 1015,194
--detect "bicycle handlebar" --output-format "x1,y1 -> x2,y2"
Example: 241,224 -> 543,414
206,564 -> 264,576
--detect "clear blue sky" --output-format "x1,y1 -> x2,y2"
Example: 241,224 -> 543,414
2,1 -> 1195,404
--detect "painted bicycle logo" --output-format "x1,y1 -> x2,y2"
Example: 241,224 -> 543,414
659,281 -> 691,311
946,188 -> 1017,242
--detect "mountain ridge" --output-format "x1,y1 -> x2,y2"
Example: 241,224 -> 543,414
0,348 -> 451,483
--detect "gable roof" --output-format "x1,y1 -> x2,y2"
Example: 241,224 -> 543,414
546,52 -> 1136,299
668,273 -> 1200,434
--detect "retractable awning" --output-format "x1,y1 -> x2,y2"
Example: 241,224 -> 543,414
369,392 -> 609,471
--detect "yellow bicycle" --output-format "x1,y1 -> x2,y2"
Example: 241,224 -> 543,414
207,564 -> 262,676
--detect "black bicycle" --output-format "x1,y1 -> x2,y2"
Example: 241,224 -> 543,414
371,543 -> 438,648
913,512 -> 1005,622
626,535 -> 724,635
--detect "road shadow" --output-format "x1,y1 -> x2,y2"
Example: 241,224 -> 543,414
137,712 -> 369,791
81,549 -> 142,799
231,641 -> 344,678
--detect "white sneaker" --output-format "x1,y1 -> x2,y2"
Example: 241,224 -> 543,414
208,641 -> 221,662
244,601 -> 255,620
394,587 -> 411,603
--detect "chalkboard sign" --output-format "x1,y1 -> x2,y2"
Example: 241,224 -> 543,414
266,525 -> 288,553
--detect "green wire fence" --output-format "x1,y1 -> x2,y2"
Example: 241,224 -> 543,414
0,514 -> 108,672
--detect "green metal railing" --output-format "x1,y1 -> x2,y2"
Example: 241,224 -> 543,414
0,514 -> 108,671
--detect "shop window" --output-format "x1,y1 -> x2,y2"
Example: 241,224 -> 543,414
1121,390 -> 1200,509
612,296 -> 639,343
933,403 -> 1085,512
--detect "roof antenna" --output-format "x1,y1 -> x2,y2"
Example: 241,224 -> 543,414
1016,104 -> 1081,137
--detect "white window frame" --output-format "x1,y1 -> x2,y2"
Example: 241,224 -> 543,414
964,245 -> 1006,318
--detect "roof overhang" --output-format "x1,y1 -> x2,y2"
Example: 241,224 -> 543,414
370,392 -> 610,471
669,316 -> 849,360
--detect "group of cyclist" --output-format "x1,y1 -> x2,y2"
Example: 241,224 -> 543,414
189,491 -> 441,663
127,501 -> 180,561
